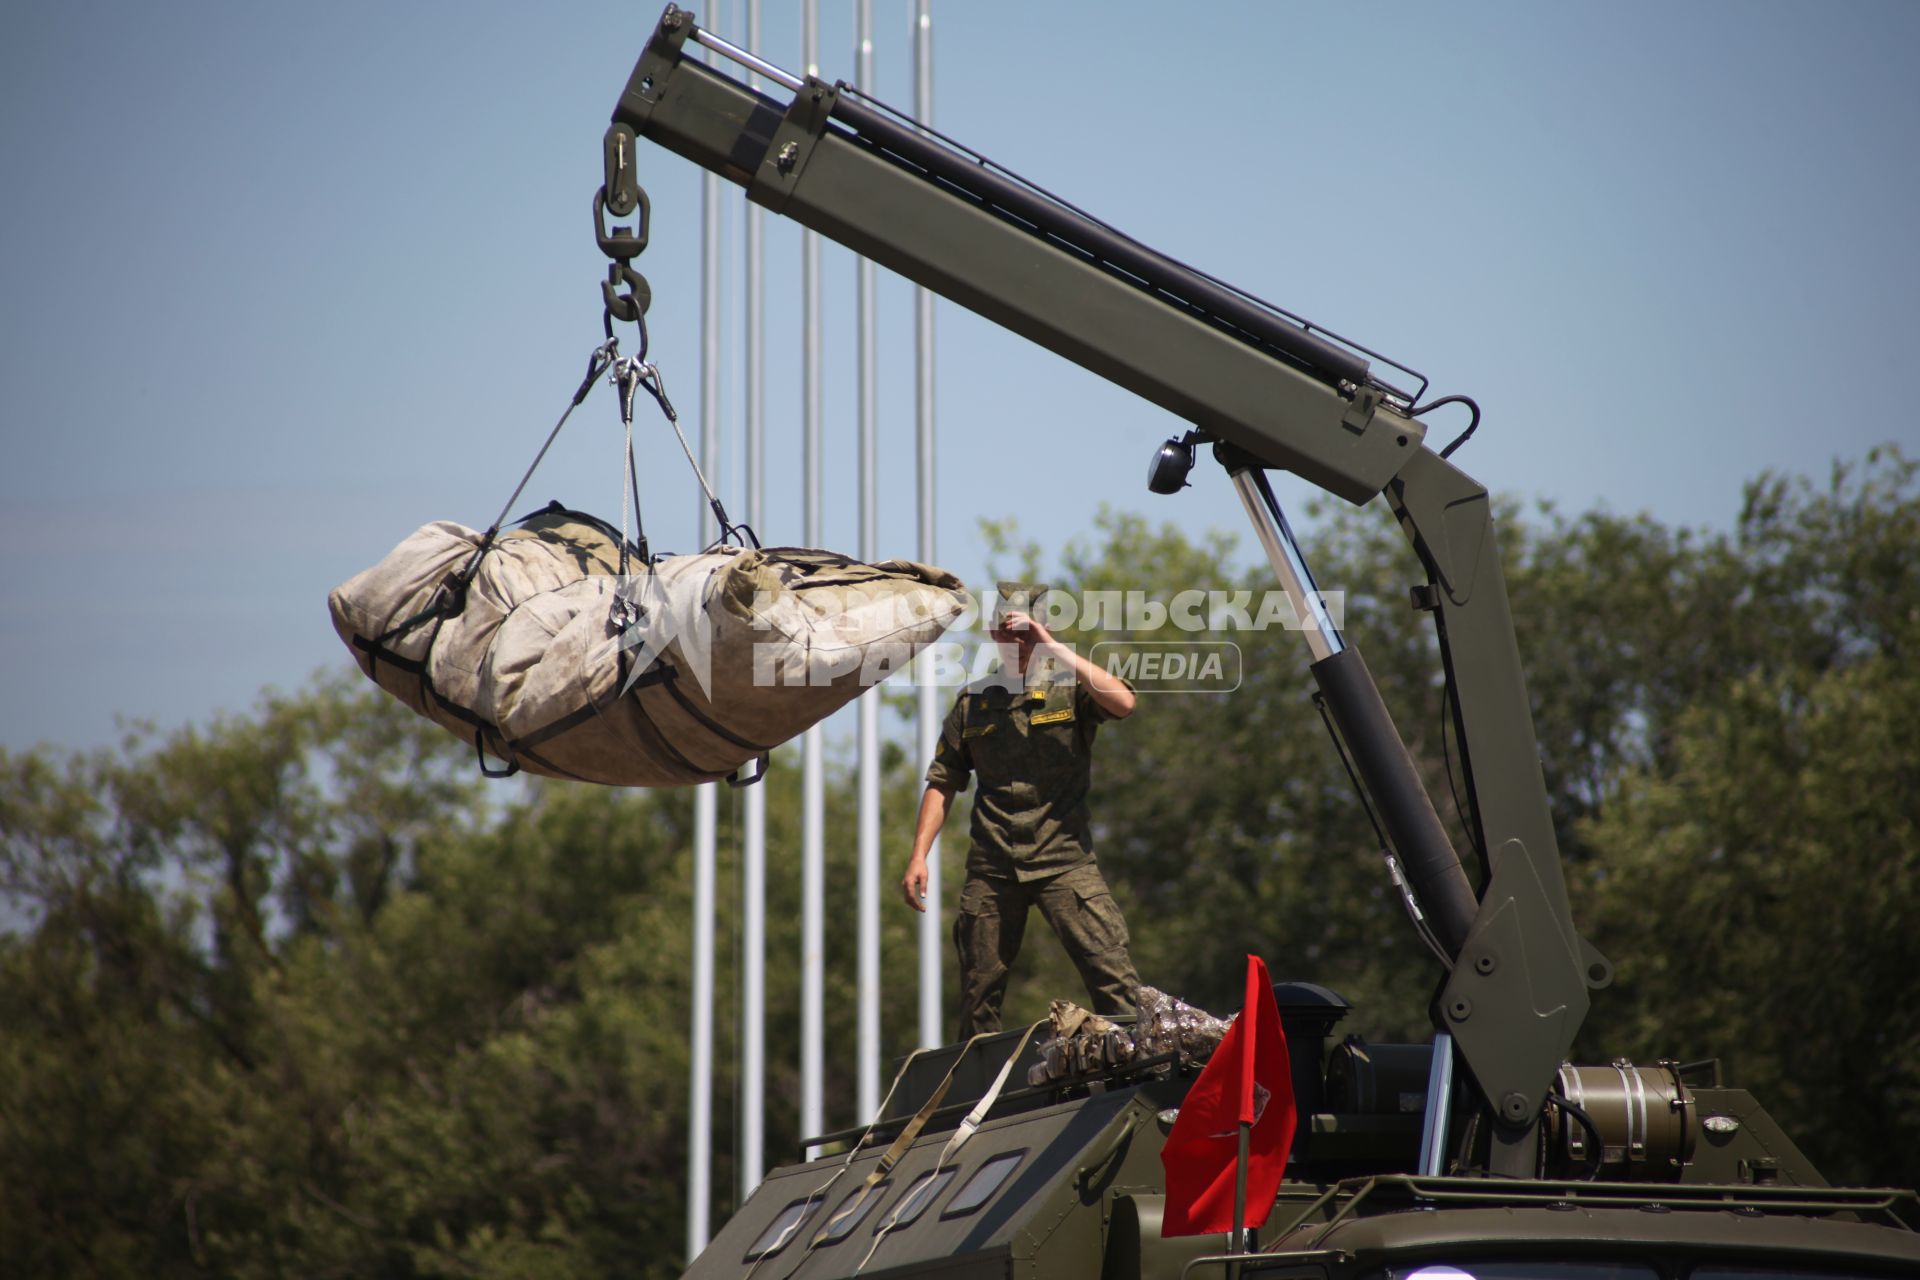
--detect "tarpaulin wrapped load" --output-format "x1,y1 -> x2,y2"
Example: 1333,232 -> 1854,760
329,504 -> 967,787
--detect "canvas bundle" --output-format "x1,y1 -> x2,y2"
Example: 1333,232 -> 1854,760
329,505 -> 968,786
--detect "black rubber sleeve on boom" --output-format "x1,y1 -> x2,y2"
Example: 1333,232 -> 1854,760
823,94 -> 1373,390
1312,647 -> 1479,958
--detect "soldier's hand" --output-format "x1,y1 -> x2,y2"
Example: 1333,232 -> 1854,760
900,856 -> 929,913
999,610 -> 1055,646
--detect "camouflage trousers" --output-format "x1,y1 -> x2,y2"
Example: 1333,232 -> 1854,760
953,861 -> 1139,1040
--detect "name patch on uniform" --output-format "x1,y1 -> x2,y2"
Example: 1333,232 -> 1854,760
962,724 -> 997,739
1030,707 -> 1075,726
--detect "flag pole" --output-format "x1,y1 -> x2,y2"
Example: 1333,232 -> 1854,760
798,0 -> 826,1163
1231,1119 -> 1250,1263
911,0 -> 942,1057
739,0 -> 766,1205
852,0 -> 882,1128
687,28 -> 724,1255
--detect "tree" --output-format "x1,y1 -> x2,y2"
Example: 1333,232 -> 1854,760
0,677 -> 490,1274
2,447 -> 1915,1276
0,673 -> 941,1276
1568,448 -> 1920,1187
992,448 -> 1920,1189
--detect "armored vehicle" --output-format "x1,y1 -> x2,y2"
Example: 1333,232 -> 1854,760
595,8 -> 1920,1277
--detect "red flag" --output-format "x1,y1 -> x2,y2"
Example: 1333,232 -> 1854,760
1158,955 -> 1296,1236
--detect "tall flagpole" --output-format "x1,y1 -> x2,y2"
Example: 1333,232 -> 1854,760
912,0 -> 942,1051
854,0 -> 882,1126
799,0 -> 827,1160
740,0 -> 766,1203
688,33 -> 722,1261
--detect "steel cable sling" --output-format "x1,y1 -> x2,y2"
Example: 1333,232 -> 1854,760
358,142 -> 763,779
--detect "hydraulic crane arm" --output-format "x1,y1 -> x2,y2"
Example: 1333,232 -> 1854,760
612,10 -> 1404,502
610,4 -> 1608,1177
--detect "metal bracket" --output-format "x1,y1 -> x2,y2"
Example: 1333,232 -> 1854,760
747,76 -> 838,214
602,124 -> 642,220
594,185 -> 650,260
1341,384 -> 1382,435
1440,836 -> 1601,1173
613,4 -> 694,127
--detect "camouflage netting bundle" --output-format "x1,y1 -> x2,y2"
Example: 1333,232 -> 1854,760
1026,986 -> 1233,1086
330,504 -> 967,787
1133,984 -> 1233,1060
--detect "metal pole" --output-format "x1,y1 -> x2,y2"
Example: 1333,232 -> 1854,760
740,0 -> 766,1202
854,0 -> 882,1126
691,795 -> 717,1260
912,0 -> 941,1052
692,24 -> 804,91
1226,467 -> 1347,662
689,35 -> 723,1250
799,0 -> 826,1160
1418,1031 -> 1456,1176
1231,1120 -> 1251,1263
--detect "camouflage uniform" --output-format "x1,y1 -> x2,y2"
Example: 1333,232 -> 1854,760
926,657 -> 1139,1038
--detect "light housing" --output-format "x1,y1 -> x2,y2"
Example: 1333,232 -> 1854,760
1147,434 -> 1197,494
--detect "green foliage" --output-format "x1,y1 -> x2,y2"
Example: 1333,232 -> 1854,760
991,449 -> 1920,1186
1,448 -> 1915,1273
1566,447 -> 1920,1185
0,671 -> 941,1276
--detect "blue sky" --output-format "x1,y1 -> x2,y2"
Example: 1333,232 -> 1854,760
4,0 -> 1917,750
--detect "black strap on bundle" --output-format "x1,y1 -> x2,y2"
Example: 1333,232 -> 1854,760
474,731 -> 520,779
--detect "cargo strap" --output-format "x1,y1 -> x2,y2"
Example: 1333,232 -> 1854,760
855,1023 -> 1043,1272
741,1044 -> 934,1280
744,1026 -> 1039,1280
803,1054 -> 964,1249
937,1022 -> 1041,1167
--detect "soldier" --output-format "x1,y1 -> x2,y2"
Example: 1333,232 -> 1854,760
899,583 -> 1141,1039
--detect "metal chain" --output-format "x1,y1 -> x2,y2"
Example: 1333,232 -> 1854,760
597,123 -> 652,354
591,121 -> 759,580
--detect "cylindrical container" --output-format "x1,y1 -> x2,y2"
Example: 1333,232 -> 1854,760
1550,1059 -> 1694,1179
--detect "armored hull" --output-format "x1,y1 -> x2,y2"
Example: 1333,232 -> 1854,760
686,1017 -> 1920,1280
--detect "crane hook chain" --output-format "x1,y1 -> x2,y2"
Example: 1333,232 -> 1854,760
596,122 -> 652,356
590,118 -> 757,561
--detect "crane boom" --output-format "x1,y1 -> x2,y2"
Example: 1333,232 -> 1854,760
611,3 -> 1607,1176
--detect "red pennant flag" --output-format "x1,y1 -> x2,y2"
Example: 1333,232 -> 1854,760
1158,955 -> 1296,1237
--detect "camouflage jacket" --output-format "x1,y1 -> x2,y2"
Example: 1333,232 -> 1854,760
925,659 -> 1126,882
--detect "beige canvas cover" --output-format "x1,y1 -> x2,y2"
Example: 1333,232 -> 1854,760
329,506 -> 967,786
